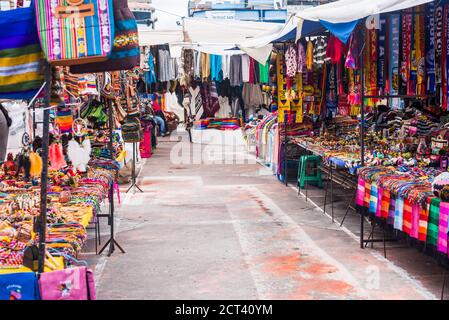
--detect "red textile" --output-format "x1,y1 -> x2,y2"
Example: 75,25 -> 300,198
326,35 -> 346,64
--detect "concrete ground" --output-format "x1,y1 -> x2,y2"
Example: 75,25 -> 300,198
81,131 -> 448,300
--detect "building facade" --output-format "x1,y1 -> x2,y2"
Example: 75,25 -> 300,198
129,0 -> 157,29
188,0 -> 288,23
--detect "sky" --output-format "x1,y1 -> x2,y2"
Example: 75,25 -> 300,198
152,0 -> 189,30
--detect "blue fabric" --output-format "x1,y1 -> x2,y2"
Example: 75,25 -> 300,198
273,20 -> 324,42
146,51 -> 157,84
0,272 -> 40,300
210,54 -> 223,81
319,20 -> 359,44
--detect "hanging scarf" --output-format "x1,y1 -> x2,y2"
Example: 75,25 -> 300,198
377,16 -> 387,92
388,14 -> 401,108
413,5 -> 426,96
426,2 -> 436,94
345,31 -> 360,70
444,5 -> 449,111
436,5 -> 444,105
400,11 -> 413,96
325,63 -> 338,118
369,28 -> 378,97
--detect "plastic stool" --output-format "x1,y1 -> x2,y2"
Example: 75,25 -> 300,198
298,155 -> 323,189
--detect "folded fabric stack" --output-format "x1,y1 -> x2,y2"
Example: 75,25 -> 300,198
194,118 -> 241,131
193,119 -> 210,130
207,118 -> 240,131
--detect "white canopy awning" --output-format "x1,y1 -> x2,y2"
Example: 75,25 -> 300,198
138,18 -> 284,63
293,0 -> 434,23
138,0 -> 434,63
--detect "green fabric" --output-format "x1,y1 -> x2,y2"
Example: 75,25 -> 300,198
427,197 -> 440,246
259,59 -> 270,84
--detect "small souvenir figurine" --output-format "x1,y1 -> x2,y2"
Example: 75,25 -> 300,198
3,153 -> 16,175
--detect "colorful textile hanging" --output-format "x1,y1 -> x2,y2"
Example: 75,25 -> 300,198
290,73 -> 303,124
377,16 -> 387,92
0,6 -> 44,99
380,189 -> 390,219
388,14 -> 400,107
363,28 -> 377,107
425,2 -> 436,95
325,64 -> 338,118
55,108 -> 73,134
356,177 -> 365,206
402,199 -> 413,235
376,187 -> 383,218
438,201 -> 449,253
435,5 -> 444,100
427,197 -> 440,247
276,54 -> 290,123
394,197 -> 404,231
400,11 -> 413,96
418,200 -> 430,242
388,196 -> 396,226
364,181 -> 371,208
441,5 -> 449,110
411,5 -> 426,96
411,203 -> 420,239
369,183 -> 378,214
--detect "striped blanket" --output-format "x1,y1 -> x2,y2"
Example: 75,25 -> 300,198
427,197 -> 440,247
0,6 -> 44,99
418,199 -> 430,242
438,202 -> 449,254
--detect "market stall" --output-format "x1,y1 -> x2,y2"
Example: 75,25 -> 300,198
0,0 -> 145,300
241,0 -> 449,270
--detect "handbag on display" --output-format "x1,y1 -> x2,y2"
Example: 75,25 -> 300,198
71,0 -> 140,73
121,113 -> 142,143
38,266 -> 96,300
34,0 -> 114,66
0,4 -> 45,100
0,272 -> 40,300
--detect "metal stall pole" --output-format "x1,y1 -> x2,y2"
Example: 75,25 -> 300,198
99,100 -> 125,256
360,29 -> 366,250
37,64 -> 51,274
126,142 -> 143,193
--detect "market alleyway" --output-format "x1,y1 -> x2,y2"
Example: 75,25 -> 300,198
86,132 -> 446,300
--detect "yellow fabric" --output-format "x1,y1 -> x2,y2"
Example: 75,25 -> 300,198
116,150 -> 126,162
0,71 -> 43,85
306,41 -> 313,71
201,53 -> 210,80
29,152 -> 43,178
0,257 -> 64,274
0,53 -> 43,67
277,54 -> 290,123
